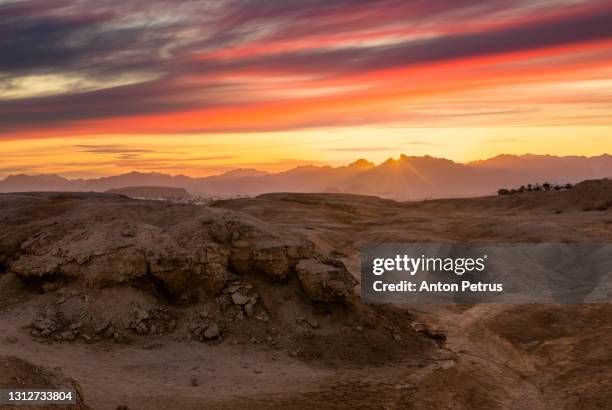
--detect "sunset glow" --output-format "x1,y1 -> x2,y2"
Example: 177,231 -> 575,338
1,0 -> 611,178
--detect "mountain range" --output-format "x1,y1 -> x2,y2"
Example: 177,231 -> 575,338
1,154 -> 610,199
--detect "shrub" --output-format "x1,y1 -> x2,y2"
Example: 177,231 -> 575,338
497,188 -> 510,196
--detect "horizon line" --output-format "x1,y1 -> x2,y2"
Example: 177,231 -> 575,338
2,152 -> 610,181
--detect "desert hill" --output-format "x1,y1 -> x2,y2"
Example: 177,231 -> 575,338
1,154 -> 610,199
417,178 -> 612,213
0,182 -> 611,407
106,186 -> 192,199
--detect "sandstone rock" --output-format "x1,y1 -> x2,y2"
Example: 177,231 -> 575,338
104,326 -> 115,339
256,311 -> 270,322
203,324 -> 220,340
168,320 -> 177,331
307,318 -> 320,329
69,322 -> 83,331
226,283 -> 243,294
32,317 -> 56,332
60,331 -> 76,341
7,213 -> 234,300
134,322 -> 148,335
296,259 -> 356,302
252,246 -> 290,278
411,322 -> 427,332
231,292 -> 250,305
133,307 -> 150,321
0,355 -> 89,408
94,321 -> 110,335
244,301 -> 255,318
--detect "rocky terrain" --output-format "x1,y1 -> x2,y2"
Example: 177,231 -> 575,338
0,355 -> 89,410
0,180 -> 611,408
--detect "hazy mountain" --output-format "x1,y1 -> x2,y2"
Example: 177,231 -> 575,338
470,154 -> 612,184
1,154 -> 610,199
193,169 -> 269,196
216,169 -> 269,179
0,174 -> 84,192
339,155 -> 522,199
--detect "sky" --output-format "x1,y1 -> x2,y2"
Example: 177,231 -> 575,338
0,0 -> 611,178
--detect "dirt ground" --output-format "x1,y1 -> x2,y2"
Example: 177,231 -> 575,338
0,182 -> 611,409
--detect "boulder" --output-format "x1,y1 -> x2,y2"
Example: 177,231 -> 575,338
203,324 -> 220,340
296,259 -> 356,302
252,246 -> 291,278
231,292 -> 250,305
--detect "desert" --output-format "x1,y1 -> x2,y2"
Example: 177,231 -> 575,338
3,0 -> 612,408
0,179 -> 610,409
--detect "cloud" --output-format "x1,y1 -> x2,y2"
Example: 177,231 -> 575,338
192,9 -> 612,77
0,0 -> 611,136
75,145 -> 156,154
0,166 -> 32,173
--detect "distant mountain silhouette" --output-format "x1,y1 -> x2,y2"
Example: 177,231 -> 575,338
0,174 -> 84,192
340,155 -> 520,198
1,154 -> 610,199
470,154 -> 612,183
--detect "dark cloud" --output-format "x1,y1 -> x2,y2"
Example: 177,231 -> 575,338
1,0 -> 610,135
0,2 -> 184,76
0,78 -> 248,132
192,9 -> 612,76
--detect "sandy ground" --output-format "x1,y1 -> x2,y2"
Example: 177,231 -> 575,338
1,186 -> 611,409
